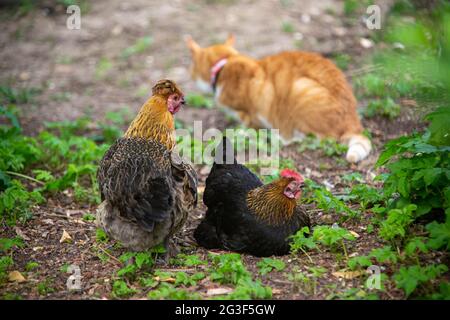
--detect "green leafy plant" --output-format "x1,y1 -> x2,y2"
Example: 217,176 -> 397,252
348,184 -> 385,210
0,180 -> 44,224
394,264 -> 448,297
226,278 -> 272,300
37,279 -> 55,296
95,228 -> 109,243
281,21 -> 295,33
171,254 -> 207,267
174,271 -> 205,286
257,258 -> 286,275
311,188 -> 357,218
112,279 -> 136,298
364,98 -> 401,119
426,212 -> 450,251
209,253 -> 250,285
25,261 -> 39,272
0,86 -> 40,104
298,135 -> 348,158
147,282 -> 200,300
185,93 -> 214,109
379,204 -> 416,241
333,53 -> 351,70
313,225 -> 356,258
121,36 -> 153,59
289,226 -> 317,262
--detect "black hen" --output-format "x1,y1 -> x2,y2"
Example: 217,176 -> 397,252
194,138 -> 310,257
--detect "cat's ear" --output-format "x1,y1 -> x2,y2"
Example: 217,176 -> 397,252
186,35 -> 201,54
225,33 -> 235,47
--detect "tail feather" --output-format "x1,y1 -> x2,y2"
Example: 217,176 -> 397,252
344,134 -> 372,163
194,218 -> 220,249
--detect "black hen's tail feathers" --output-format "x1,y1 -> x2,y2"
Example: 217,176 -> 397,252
194,215 -> 221,249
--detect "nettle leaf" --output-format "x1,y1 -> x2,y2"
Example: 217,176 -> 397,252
32,170 -> 54,182
112,280 -> 136,298
0,256 -> 14,272
257,258 -> 286,275
0,237 -> 24,252
290,226 -> 317,253
348,255 -> 372,270
135,252 -> 154,269
405,237 -> 429,257
444,187 -> 450,208
394,264 -> 448,297
376,135 -> 411,167
172,254 -> 206,267
379,205 -> 416,241
426,214 -> 450,251
397,175 -> 410,197
369,246 -> 398,264
424,106 -> 450,146
423,168 -> 443,186
394,266 -> 426,297
116,264 -> 137,277
312,225 -> 356,247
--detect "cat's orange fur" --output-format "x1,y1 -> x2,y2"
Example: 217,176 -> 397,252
186,35 -> 371,163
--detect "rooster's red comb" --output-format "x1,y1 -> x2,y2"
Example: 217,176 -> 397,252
280,169 -> 304,183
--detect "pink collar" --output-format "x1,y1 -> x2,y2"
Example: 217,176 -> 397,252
210,58 -> 228,92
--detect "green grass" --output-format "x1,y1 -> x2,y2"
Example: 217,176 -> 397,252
297,135 -> 348,158
281,21 -> 295,33
364,97 -> 401,119
186,93 -> 214,109
0,86 -> 41,104
121,36 -> 153,59
333,53 -> 351,70
95,57 -> 114,79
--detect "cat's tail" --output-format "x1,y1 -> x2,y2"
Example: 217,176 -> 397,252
342,133 -> 372,163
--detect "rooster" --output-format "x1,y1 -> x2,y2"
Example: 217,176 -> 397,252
194,138 -> 310,257
97,80 -> 197,255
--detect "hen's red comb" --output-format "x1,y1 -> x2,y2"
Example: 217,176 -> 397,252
280,169 -> 304,183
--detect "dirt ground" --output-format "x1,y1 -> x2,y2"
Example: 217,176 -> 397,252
0,0 -> 427,300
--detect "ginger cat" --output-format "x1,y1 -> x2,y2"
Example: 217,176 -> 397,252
186,35 -> 371,163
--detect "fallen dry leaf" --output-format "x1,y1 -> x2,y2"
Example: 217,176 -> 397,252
272,288 -> 282,295
14,227 -> 30,241
206,287 -> 233,296
349,231 -> 360,238
9,271 -> 26,283
153,276 -> 176,284
332,270 -> 365,280
60,229 -> 73,243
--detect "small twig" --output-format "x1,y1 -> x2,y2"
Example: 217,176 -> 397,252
299,247 -> 314,264
342,240 -> 349,261
161,268 -> 196,273
271,279 -> 292,285
96,245 -> 122,265
43,213 -> 70,220
5,171 -> 45,185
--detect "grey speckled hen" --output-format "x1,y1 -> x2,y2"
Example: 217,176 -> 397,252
96,80 -> 197,254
